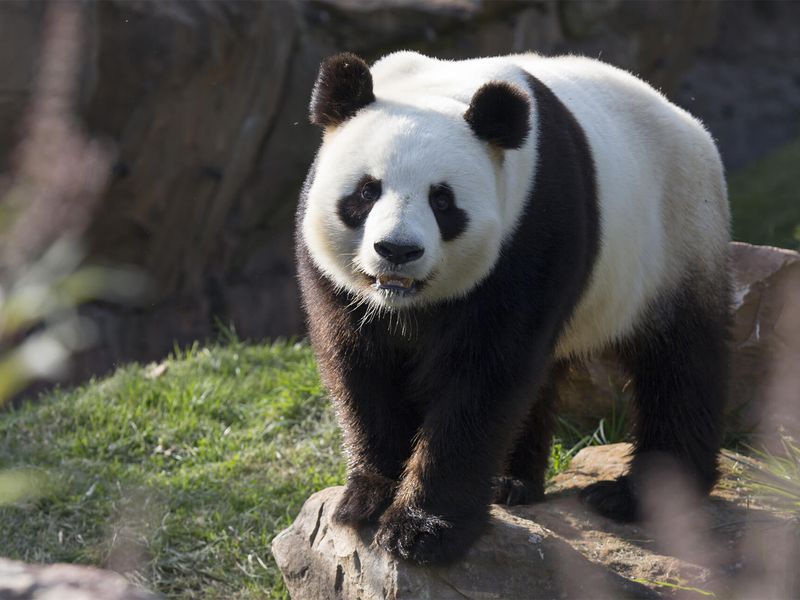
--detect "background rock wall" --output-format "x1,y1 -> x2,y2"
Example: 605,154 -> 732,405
1,0 -> 798,381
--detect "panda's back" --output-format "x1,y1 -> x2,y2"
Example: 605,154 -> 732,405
371,52 -> 730,357
512,55 -> 729,357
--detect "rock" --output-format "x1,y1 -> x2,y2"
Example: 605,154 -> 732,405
556,242 -> 800,439
0,558 -> 158,600
272,443 -> 800,599
271,488 -> 656,600
729,242 -> 800,441
676,1 -> 800,170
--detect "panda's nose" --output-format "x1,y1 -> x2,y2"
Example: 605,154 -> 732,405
374,241 -> 425,265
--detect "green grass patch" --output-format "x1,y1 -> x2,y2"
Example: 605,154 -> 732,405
0,340 -> 344,599
738,435 -> 800,515
729,137 -> 800,250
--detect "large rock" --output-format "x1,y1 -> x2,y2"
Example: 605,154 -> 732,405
271,487 -> 656,600
272,444 -> 800,599
0,558 -> 158,600
557,242 -> 800,439
729,242 -> 800,440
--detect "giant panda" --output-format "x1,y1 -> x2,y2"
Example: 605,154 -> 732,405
296,51 -> 730,565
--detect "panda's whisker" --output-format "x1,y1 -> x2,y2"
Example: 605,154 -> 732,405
344,294 -> 365,312
357,298 -> 381,332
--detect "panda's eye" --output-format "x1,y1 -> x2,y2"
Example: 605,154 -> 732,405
360,179 -> 382,202
429,183 -> 454,212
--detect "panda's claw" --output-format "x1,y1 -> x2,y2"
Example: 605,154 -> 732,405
375,504 -> 480,565
491,476 -> 544,506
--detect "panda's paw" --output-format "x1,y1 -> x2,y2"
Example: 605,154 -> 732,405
333,472 -> 397,526
375,504 -> 481,565
579,475 -> 639,522
490,476 -> 544,506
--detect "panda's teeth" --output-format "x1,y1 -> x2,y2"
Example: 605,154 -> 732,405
376,275 -> 414,289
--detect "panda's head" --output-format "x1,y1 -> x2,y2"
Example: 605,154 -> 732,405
302,52 -> 530,311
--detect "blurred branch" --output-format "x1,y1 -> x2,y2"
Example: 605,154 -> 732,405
0,2 -> 107,272
0,1 -> 144,407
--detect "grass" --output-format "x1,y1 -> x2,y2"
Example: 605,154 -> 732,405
0,339 -> 344,599
738,435 -> 800,515
729,136 -> 800,250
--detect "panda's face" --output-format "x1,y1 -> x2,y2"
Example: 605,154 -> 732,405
303,105 -> 503,310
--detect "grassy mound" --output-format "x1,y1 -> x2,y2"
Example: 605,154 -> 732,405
0,340 -> 343,599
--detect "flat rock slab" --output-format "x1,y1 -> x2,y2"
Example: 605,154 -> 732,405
272,444 -> 800,599
0,558 -> 158,600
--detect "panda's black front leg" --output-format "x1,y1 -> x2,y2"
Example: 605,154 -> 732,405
311,330 -> 422,527
330,374 -> 421,526
375,358 -> 546,564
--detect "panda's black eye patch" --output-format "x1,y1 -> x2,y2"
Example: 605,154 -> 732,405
338,175 -> 381,229
429,182 -> 468,242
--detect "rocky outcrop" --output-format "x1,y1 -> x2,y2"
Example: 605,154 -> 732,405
0,558 -> 158,600
728,242 -> 800,439
272,444 -> 800,599
557,242 -> 800,439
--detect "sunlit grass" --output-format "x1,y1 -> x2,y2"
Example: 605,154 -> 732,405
738,435 -> 800,515
0,339 -> 343,599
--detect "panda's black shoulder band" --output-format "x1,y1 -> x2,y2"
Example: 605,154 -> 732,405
464,81 -> 530,150
310,53 -> 375,127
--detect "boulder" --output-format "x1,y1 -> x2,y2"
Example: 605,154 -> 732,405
272,443 -> 800,599
557,242 -> 800,439
728,242 -> 800,441
271,487 -> 656,600
0,558 -> 158,600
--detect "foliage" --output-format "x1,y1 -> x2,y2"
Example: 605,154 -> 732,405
0,340 -> 343,599
549,383 -> 631,478
729,136 -> 800,250
0,2 -> 120,407
737,434 -> 800,515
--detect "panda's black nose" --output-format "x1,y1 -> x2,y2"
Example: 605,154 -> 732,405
374,241 -> 425,265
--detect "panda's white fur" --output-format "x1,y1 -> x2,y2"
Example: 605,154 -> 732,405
302,51 -> 729,358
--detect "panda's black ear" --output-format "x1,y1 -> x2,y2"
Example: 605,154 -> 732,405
309,53 -> 375,127
464,81 -> 530,149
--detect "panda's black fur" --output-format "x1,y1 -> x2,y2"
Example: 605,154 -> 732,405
296,53 -> 729,565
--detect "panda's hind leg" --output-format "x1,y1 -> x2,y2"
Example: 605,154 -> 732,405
491,362 -> 565,506
580,278 -> 729,522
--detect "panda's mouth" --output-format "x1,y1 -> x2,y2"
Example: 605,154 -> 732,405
374,274 -> 419,296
